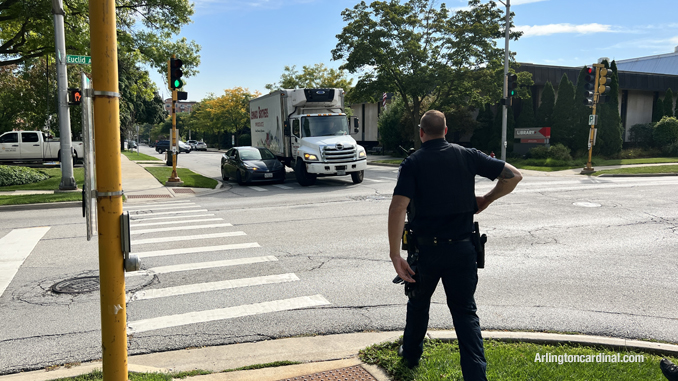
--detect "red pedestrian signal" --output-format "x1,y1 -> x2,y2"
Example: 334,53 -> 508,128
68,88 -> 82,105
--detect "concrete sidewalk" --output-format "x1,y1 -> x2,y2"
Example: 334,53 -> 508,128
4,330 -> 678,381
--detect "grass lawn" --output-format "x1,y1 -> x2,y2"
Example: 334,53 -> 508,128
144,167 -> 218,188
0,167 -> 85,191
594,165 -> 678,176
360,339 -> 677,381
122,150 -> 161,161
0,192 -> 81,206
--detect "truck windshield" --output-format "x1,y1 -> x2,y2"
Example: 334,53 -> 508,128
301,116 -> 349,137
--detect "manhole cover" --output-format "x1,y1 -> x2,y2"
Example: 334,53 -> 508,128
276,365 -> 377,381
51,276 -> 100,294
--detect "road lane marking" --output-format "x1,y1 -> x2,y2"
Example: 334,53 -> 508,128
127,295 -> 331,334
134,242 -> 260,257
248,186 -> 267,192
131,218 -> 223,227
378,177 -> 394,181
364,178 -> 384,183
130,214 -> 215,222
273,184 -> 293,190
126,256 -> 277,276
133,231 -> 246,245
128,209 -> 209,216
0,227 -> 51,298
128,273 -> 299,301
131,223 -> 233,235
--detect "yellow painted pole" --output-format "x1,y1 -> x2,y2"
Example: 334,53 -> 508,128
584,64 -> 603,172
89,0 -> 128,380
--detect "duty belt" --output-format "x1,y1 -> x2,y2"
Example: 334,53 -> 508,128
416,235 -> 471,246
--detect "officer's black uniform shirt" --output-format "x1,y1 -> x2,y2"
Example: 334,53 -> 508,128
393,138 -> 505,239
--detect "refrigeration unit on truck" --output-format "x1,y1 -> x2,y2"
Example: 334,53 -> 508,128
250,88 -> 367,186
0,130 -> 83,163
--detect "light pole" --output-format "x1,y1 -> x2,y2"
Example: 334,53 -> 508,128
498,0 -> 511,161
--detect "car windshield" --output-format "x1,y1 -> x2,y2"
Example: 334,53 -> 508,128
301,116 -> 349,137
239,148 -> 275,161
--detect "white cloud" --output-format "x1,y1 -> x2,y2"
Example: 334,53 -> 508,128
511,0 -> 548,5
516,23 -> 616,37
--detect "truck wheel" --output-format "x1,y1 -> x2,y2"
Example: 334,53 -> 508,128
294,159 -> 316,186
351,170 -> 364,184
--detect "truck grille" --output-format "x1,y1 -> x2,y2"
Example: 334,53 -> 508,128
322,144 -> 355,162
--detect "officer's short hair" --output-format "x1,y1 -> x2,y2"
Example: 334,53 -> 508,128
420,110 -> 446,136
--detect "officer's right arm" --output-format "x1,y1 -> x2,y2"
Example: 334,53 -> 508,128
388,195 -> 416,283
476,162 -> 522,214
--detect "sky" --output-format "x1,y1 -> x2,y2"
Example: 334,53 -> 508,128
149,0 -> 678,102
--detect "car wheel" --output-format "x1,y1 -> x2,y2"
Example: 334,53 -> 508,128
351,170 -> 364,184
294,159 -> 316,186
221,167 -> 228,181
236,170 -> 245,186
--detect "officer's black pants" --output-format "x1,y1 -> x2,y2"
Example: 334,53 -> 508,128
401,240 -> 487,381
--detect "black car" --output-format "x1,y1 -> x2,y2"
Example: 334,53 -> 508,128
156,140 -> 191,153
221,146 -> 286,185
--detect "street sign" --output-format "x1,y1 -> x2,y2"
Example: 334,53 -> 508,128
67,55 -> 91,65
589,115 -> 598,125
514,127 -> 551,139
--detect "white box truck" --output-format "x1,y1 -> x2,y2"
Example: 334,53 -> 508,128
250,89 -> 367,186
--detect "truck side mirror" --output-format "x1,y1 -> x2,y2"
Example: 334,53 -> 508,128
353,117 -> 360,133
284,121 -> 290,135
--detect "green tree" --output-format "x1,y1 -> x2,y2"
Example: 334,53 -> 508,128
332,0 -> 522,148
0,0 -> 201,81
377,95 -> 412,153
516,97 -> 536,130
652,97 -> 665,123
265,63 -> 353,92
573,66 -> 593,154
596,60 -> 623,157
663,88 -> 675,118
653,116 -> 678,147
490,102 -> 514,154
550,74 -> 577,150
535,81 -> 555,128
471,104 -> 494,152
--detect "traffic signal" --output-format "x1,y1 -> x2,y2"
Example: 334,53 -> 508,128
598,67 -> 613,104
168,57 -> 184,90
507,73 -> 518,97
583,66 -> 596,107
68,88 -> 82,105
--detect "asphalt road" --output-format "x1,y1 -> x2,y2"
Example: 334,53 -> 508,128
0,149 -> 677,375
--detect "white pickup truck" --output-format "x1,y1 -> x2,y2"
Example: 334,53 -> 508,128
0,130 -> 84,163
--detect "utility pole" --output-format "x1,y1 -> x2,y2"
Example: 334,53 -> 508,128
51,0 -> 77,190
89,0 -> 128,379
499,0 -> 511,161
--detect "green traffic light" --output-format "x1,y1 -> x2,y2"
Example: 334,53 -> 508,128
174,79 -> 183,88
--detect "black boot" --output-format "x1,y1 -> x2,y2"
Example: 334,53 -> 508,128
398,345 -> 419,369
661,358 -> 678,381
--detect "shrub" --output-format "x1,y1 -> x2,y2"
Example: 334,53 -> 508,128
0,165 -> 49,187
238,134 -> 251,146
661,141 -> 678,157
653,116 -> 678,147
528,145 -> 548,159
629,123 -> 654,148
547,143 -> 573,161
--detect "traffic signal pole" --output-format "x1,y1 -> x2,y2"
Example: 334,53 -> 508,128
583,63 -> 605,173
89,0 -> 128,380
167,88 -> 182,184
500,0 -> 511,161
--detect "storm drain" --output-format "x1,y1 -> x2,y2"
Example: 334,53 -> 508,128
276,365 -> 377,381
51,276 -> 100,294
127,194 -> 172,199
171,188 -> 195,194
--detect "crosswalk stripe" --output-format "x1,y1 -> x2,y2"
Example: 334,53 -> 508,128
125,200 -> 194,208
128,273 -> 299,301
133,231 -> 246,245
125,205 -> 197,212
364,178 -> 384,183
131,223 -> 233,235
126,256 -> 278,276
130,214 -> 215,222
128,209 -> 209,216
127,294 -> 331,334
273,184 -> 293,190
0,227 -> 51,298
134,242 -> 260,258
248,186 -> 267,192
131,218 -> 223,227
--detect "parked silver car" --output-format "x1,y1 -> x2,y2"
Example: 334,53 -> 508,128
195,141 -> 207,151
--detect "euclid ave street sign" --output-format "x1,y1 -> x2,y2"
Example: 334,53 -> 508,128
66,55 -> 91,65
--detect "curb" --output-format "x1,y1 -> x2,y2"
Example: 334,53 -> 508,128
598,173 -> 678,177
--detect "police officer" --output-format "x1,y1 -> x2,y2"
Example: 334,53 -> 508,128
388,110 -> 522,380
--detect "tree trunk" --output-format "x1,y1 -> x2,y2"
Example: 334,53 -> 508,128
412,99 -> 421,149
